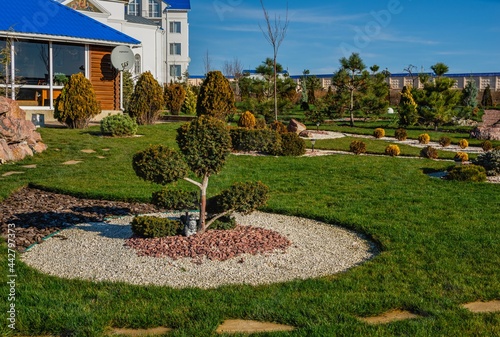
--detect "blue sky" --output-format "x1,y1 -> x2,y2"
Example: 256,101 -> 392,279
188,0 -> 500,76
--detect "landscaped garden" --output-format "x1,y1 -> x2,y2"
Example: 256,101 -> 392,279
1,119 -> 499,336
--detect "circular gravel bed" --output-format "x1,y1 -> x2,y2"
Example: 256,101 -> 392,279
21,212 -> 378,289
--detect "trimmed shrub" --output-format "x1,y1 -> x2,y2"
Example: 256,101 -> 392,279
131,216 -> 183,238
54,72 -> 100,129
100,114 -> 138,137
196,70 -> 235,119
151,186 -> 198,210
420,146 -> 438,159
255,118 -> 267,129
438,136 -> 452,147
128,71 -> 164,125
270,120 -> 288,134
132,145 -> 189,185
209,215 -> 237,231
350,140 -> 366,155
373,128 -> 385,139
454,152 -> 469,162
447,165 -> 486,182
238,111 -> 257,129
473,150 -> 500,176
458,139 -> 469,149
418,133 -> 430,144
230,128 -> 281,154
394,128 -> 407,141
207,181 -> 269,216
385,144 -> 401,156
279,132 -> 306,156
164,83 -> 186,115
482,140 -> 493,152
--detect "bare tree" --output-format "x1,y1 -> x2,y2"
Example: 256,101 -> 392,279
203,49 -> 212,76
259,0 -> 289,121
223,57 -> 244,97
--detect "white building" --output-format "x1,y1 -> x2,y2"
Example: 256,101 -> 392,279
60,0 -> 190,84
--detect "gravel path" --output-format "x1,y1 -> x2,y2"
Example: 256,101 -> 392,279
21,212 -> 378,289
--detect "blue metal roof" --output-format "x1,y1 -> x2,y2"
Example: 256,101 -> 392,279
163,0 -> 191,10
0,0 -> 139,45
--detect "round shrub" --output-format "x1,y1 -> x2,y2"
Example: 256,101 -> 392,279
394,128 -> 407,141
151,186 -> 198,210
238,111 -> 257,129
54,72 -> 100,129
472,150 -> 500,176
270,120 -> 287,134
350,140 -> 366,155
279,132 -> 306,156
418,133 -> 430,144
458,139 -> 469,149
373,128 -> 385,139
230,128 -> 281,155
385,144 -> 401,156
438,136 -> 452,147
481,140 -> 493,152
132,145 -> 189,185
100,114 -> 138,137
420,146 -> 438,159
447,165 -> 486,182
454,152 -> 469,162
255,118 -> 267,129
207,181 -> 269,216
131,216 -> 183,238
209,215 -> 237,231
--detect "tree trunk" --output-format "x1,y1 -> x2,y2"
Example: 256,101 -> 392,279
350,89 -> 355,127
198,174 -> 209,233
274,55 -> 278,121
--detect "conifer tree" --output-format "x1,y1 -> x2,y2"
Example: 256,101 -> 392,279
181,85 -> 197,115
127,71 -> 164,125
461,78 -> 478,108
196,70 -> 235,120
164,83 -> 186,115
481,84 -> 493,107
398,85 -> 418,126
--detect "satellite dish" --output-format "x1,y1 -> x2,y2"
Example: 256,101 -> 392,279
111,45 -> 135,71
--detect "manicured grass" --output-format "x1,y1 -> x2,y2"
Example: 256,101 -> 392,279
1,123 -> 499,336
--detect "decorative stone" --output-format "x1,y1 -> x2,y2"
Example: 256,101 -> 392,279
470,109 -> 500,140
287,118 -> 307,134
0,97 -> 47,163
299,130 -> 313,138
183,214 -> 198,237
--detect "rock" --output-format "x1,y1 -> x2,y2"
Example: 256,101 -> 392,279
0,97 -> 46,163
299,130 -> 313,138
287,119 -> 307,134
471,126 -> 500,141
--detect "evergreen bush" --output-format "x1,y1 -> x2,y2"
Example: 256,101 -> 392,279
209,215 -> 237,231
385,144 -> 401,156
373,128 -> 385,138
458,139 -> 469,149
438,136 -> 452,147
151,186 -> 198,210
255,118 -> 267,129
131,215 -> 183,238
418,133 -> 431,144
230,128 -> 281,154
127,71 -> 164,125
100,114 -> 138,137
238,111 -> 257,129
279,132 -> 306,156
394,128 -> 407,141
164,83 -> 186,115
420,146 -> 438,159
472,150 -> 500,176
454,152 -> 469,162
270,120 -> 288,134
196,70 -> 235,119
447,165 -> 486,182
181,85 -> 197,115
481,140 -> 493,152
207,181 -> 269,216
54,72 -> 100,129
349,140 -> 366,155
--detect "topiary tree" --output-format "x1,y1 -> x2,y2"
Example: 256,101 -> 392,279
164,83 -> 186,115
54,72 -> 100,129
133,115 -> 267,234
196,70 -> 235,120
127,71 -> 164,125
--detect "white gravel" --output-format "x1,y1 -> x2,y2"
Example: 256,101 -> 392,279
21,212 -> 377,289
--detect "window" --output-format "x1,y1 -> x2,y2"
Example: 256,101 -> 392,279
134,54 -> 141,74
169,43 -> 181,55
15,40 -> 49,85
53,43 -> 85,84
148,0 -> 160,18
170,21 -> 181,33
170,65 -> 181,78
127,0 -> 140,16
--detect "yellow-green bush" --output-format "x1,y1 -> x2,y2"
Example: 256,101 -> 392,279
131,216 -> 183,238
482,140 -> 493,152
349,140 -> 366,155
454,152 -> 469,162
447,165 -> 486,182
255,118 -> 267,129
394,128 -> 407,141
385,144 -> 401,156
458,139 -> 469,149
420,146 -> 438,159
438,136 -> 452,147
270,120 -> 288,134
373,128 -> 385,138
100,114 -> 138,137
238,111 -> 257,129
418,133 -> 430,144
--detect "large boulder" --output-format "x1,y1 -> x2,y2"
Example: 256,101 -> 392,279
287,119 -> 307,134
0,97 -> 47,163
470,110 -> 500,141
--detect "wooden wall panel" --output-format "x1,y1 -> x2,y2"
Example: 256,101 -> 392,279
89,46 -> 119,110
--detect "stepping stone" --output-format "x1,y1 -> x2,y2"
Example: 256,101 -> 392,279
97,156 -> 106,159
359,309 -> 421,324
215,319 -> 295,333
22,164 -> 37,169
107,327 -> 172,336
2,171 -> 25,177
62,160 -> 82,165
81,149 -> 96,154
102,148 -> 111,151
462,300 -> 500,313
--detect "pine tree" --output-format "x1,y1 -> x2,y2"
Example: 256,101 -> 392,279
481,84 -> 493,107
461,78 -> 478,108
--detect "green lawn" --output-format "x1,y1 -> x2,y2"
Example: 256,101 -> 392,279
1,123 -> 499,336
